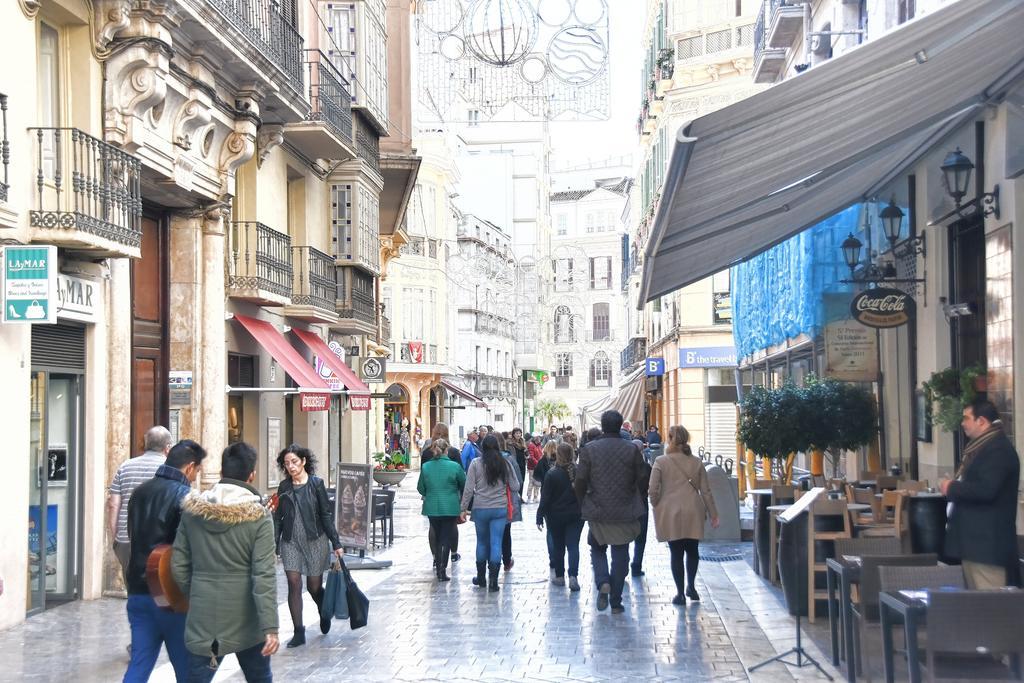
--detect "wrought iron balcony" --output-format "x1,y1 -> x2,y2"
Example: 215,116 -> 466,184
227,221 -> 293,304
336,288 -> 376,325
752,1 -> 788,84
620,336 -> 648,373
282,50 -> 355,160
765,0 -> 804,49
0,94 -> 8,203
356,121 -> 381,176
206,0 -> 304,94
285,245 -> 336,321
29,127 -> 142,255
470,373 -> 517,399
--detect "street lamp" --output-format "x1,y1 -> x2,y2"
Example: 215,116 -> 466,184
927,147 -> 1000,225
879,197 -> 926,258
841,233 -> 863,272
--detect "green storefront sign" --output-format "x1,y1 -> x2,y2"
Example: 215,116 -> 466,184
3,245 -> 57,324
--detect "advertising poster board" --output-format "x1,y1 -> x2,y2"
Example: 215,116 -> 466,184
336,463 -> 372,551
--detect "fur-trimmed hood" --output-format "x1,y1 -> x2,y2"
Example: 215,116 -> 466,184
181,480 -> 268,533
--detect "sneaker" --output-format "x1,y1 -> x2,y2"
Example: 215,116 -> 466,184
552,575 -> 565,586
610,604 -> 625,614
568,576 -> 581,592
596,582 -> 610,611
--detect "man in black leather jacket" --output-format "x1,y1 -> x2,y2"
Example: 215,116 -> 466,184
124,439 -> 206,682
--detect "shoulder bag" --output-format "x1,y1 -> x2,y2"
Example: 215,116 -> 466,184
341,557 -> 369,629
667,455 -> 709,520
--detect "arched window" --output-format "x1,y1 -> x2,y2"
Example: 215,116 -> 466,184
590,352 -> 611,388
554,305 -> 575,343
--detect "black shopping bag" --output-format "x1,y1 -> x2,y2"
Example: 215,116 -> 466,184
341,559 -> 369,629
323,561 -> 349,620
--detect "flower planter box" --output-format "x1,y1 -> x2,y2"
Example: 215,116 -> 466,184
373,470 -> 408,486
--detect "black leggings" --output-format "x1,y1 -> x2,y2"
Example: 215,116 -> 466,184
428,519 -> 459,557
668,538 -> 700,595
285,570 -> 324,631
428,516 -> 458,563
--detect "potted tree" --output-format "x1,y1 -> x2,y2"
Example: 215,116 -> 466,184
738,382 -> 809,481
804,376 -> 878,479
372,451 -> 408,486
923,363 -> 985,432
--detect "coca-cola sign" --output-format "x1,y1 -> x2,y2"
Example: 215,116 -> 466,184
850,288 -> 915,328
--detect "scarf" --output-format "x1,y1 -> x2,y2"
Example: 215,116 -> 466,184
956,423 -> 1003,479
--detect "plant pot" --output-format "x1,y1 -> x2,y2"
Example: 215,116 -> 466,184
373,470 -> 408,486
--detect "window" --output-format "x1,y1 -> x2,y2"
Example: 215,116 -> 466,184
357,185 -> 380,270
706,29 -> 732,53
331,183 -> 354,260
585,213 -> 595,233
590,257 -> 611,290
325,4 -> 356,86
428,239 -> 438,259
468,66 -> 478,83
592,303 -> 610,341
590,352 -> 611,388
468,109 -> 480,126
898,0 -> 916,24
712,270 -> 731,324
736,23 -> 754,47
554,305 -> 575,343
676,35 -> 703,60
556,352 -> 573,388
39,23 -> 60,175
556,214 -> 568,236
554,258 -> 573,291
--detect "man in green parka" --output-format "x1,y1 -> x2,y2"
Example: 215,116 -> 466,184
172,442 -> 279,681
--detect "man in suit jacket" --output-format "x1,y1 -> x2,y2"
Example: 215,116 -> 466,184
940,399 -> 1021,589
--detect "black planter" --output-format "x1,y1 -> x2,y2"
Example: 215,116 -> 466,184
751,491 -> 772,578
908,495 -> 947,557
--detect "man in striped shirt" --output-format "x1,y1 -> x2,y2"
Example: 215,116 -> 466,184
107,426 -> 172,584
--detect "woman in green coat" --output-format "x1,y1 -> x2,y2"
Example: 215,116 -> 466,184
417,438 -> 466,582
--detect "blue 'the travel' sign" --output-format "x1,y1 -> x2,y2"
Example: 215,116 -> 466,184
678,346 -> 737,368
645,358 -> 665,376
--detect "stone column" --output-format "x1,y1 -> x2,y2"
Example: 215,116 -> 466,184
168,213 -> 203,445
199,209 -> 228,487
104,257 -> 132,593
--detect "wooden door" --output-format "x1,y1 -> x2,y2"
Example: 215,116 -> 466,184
131,215 -> 169,452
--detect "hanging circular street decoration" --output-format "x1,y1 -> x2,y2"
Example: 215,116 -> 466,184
850,287 -> 916,328
547,26 -> 608,85
520,53 -> 548,82
537,0 -> 573,26
464,0 -> 539,67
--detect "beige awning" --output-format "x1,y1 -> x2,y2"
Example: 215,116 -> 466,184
579,368 -> 646,430
640,0 -> 1024,303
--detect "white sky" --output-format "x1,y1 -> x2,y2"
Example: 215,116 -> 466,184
549,1 -> 645,170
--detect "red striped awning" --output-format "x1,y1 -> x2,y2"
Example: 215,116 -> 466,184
232,314 -> 329,391
290,328 -> 370,395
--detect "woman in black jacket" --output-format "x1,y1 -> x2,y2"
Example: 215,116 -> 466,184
537,443 -> 583,591
274,445 -> 343,647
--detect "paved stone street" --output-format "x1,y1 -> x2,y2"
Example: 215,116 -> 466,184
0,476 -> 841,682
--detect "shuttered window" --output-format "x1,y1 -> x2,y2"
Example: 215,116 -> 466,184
32,324 -> 85,370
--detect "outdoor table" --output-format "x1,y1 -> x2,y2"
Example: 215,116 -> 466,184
826,555 -> 862,682
749,489 -> 774,578
879,589 -> 928,683
907,493 -> 946,556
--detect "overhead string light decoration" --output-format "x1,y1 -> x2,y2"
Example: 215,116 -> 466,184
416,0 -> 610,120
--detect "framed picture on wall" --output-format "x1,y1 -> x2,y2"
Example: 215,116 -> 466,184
267,417 -> 282,488
914,390 -> 932,443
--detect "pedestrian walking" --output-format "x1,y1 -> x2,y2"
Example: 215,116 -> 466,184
509,428 -> 528,497
460,429 -> 481,470
460,435 -> 520,592
525,435 -> 544,502
417,437 -> 466,582
496,432 -> 524,572
272,445 -> 343,647
537,443 -> 583,591
107,426 -> 173,584
630,439 -> 652,578
172,442 -> 279,681
939,399 -> 1021,588
123,439 -> 206,682
645,426 -> 662,445
649,425 -> 719,605
424,422 -> 465,563
573,410 -> 649,614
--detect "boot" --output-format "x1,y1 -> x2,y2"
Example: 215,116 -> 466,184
436,545 -> 450,582
487,562 -> 500,592
313,588 -> 331,635
472,561 -> 486,587
286,626 -> 306,648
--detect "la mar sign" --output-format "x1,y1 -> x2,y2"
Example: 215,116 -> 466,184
850,287 -> 915,328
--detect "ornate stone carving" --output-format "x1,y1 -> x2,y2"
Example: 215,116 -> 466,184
378,235 -> 402,280
18,0 -> 41,18
706,64 -> 721,81
256,125 -> 284,168
173,99 -> 213,150
219,124 -> 256,194
96,0 -> 133,49
105,42 -> 170,147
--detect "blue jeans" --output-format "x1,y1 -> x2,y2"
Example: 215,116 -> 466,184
186,640 -> 271,683
588,532 -> 631,608
472,507 -> 507,564
124,594 -> 189,682
548,516 -> 584,577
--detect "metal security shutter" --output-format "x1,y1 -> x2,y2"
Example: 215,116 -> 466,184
32,324 -> 85,370
704,402 -> 737,458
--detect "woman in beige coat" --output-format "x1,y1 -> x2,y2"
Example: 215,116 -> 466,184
649,425 -> 719,605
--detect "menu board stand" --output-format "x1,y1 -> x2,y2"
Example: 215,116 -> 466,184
335,464 -> 392,570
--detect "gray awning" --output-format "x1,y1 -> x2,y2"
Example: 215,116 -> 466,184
578,368 -> 646,430
641,0 -> 1024,303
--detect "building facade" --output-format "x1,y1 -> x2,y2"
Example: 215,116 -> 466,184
0,0 -> 417,629
624,0 -> 760,451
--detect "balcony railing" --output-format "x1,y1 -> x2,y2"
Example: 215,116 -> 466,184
207,0 -> 304,93
620,336 -> 648,372
555,375 -> 570,389
290,245 -> 334,311
586,329 -> 614,342
0,94 -> 8,202
228,221 -> 292,300
379,314 -> 391,345
753,1 -> 767,67
29,127 -> 142,249
470,373 -> 517,399
337,288 -> 376,324
356,123 -> 381,175
303,50 -> 353,145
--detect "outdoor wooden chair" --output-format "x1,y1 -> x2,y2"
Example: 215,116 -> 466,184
921,591 -> 1024,682
858,491 -> 909,543
850,554 -> 939,681
808,498 -> 852,623
876,475 -> 902,491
